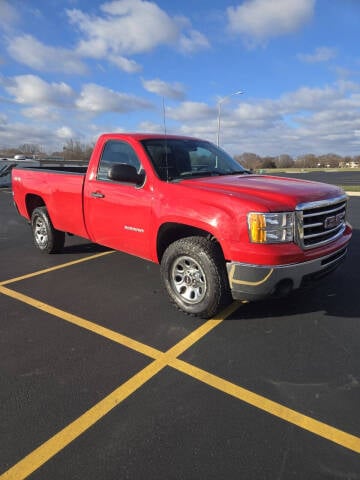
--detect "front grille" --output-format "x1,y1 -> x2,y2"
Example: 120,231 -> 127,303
296,195 -> 347,249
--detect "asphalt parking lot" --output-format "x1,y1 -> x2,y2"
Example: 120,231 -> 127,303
1,184 -> 359,479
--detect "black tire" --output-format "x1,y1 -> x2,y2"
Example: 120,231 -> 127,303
160,236 -> 230,318
31,206 -> 65,254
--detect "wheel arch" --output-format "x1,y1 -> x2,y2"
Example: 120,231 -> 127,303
156,222 -> 225,263
25,194 -> 46,219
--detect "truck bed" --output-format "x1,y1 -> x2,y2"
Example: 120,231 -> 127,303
12,165 -> 89,239
16,165 -> 88,174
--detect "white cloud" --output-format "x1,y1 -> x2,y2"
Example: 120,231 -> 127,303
298,46 -> 337,63
179,30 -> 210,54
160,81 -> 360,156
7,35 -> 87,75
0,121 -> 70,150
67,0 -> 209,70
21,106 -> 59,122
234,102 -> 281,128
0,0 -> 20,31
2,71 -> 360,157
137,121 -> 163,133
167,101 -> 215,122
67,1 -> 178,56
4,3 -> 208,76
109,55 -> 142,73
2,74 -> 153,116
278,85 -> 339,112
142,78 -> 186,100
76,83 -> 153,113
3,75 -> 75,107
56,126 -> 75,139
227,0 -> 315,45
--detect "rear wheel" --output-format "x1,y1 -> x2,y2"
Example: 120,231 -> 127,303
160,236 -> 230,318
31,207 -> 65,253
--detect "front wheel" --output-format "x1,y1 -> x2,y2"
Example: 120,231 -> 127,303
160,236 -> 230,318
31,207 -> 65,254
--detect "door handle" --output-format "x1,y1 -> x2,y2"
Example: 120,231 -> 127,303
91,191 -> 105,198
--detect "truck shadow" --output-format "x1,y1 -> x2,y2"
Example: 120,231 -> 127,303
229,229 -> 360,321
61,242 -> 111,254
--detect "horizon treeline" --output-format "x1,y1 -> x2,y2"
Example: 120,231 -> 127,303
1,141 -> 360,169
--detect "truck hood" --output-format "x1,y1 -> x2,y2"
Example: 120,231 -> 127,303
179,174 -> 344,211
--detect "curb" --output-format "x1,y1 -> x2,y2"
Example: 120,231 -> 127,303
346,192 -> 360,196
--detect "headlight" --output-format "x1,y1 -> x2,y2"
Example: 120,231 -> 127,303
248,212 -> 295,243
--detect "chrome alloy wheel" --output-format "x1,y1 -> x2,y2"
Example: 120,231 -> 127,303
170,255 -> 207,304
34,216 -> 48,248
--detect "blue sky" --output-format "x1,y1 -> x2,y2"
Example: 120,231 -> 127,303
1,0 -> 360,157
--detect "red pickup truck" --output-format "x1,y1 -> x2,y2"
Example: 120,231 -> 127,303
12,133 -> 352,318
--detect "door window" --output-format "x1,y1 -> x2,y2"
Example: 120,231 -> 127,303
97,140 -> 141,181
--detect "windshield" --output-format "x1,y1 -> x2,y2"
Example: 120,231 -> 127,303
141,138 -> 247,181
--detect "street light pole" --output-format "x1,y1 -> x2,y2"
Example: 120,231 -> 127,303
217,90 -> 244,146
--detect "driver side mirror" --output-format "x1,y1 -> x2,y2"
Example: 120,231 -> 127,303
108,163 -> 145,186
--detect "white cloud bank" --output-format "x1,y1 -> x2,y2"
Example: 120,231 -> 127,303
2,75 -> 75,106
142,79 -> 186,100
76,83 -> 153,113
68,1 -> 179,56
298,46 -> 337,63
66,0 -> 209,71
2,71 -> 360,156
5,1 -> 209,75
165,81 -> 360,156
227,0 -> 315,46
7,35 -> 87,75
0,0 -> 20,31
0,74 -> 153,115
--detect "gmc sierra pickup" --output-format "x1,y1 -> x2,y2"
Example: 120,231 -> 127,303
12,133 -> 352,318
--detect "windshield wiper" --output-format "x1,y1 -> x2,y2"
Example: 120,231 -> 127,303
179,170 -> 222,178
225,170 -> 252,175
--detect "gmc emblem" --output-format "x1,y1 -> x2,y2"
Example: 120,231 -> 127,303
324,212 -> 345,230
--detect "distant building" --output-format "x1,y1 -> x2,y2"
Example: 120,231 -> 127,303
339,161 -> 360,168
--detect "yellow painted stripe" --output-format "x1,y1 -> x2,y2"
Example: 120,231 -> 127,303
0,285 -> 240,361
162,301 -> 240,359
0,251 -> 114,286
0,285 -> 160,360
170,358 -> 360,454
0,359 -> 167,480
0,304 -> 235,480
1,282 -> 359,480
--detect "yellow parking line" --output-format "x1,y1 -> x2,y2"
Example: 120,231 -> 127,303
0,302 -> 238,480
1,285 -> 359,480
0,251 -> 114,286
170,358 -> 360,455
0,360 -> 167,480
0,285 -> 160,360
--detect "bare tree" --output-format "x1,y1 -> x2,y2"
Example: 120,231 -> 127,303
62,139 -> 94,161
259,157 -> 277,169
235,152 -> 262,170
296,154 -> 318,168
275,154 -> 294,168
18,143 -> 42,156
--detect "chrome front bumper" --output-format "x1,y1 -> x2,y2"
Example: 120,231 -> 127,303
226,246 -> 348,301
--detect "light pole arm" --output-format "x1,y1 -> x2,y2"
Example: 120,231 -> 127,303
216,90 -> 244,147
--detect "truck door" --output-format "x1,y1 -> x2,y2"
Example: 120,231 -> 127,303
84,139 -> 153,259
